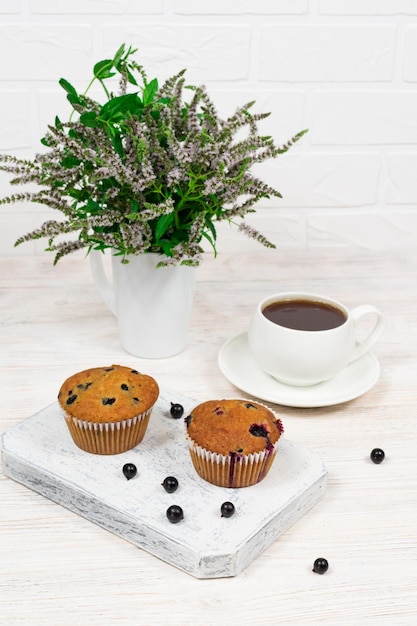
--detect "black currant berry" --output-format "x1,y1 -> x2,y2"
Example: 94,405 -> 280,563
170,402 -> 184,419
312,558 -> 329,575
370,448 -> 385,464
166,505 -> 184,523
220,502 -> 235,518
122,463 -> 137,480
162,476 -> 179,493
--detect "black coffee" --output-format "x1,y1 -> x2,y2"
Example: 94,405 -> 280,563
262,299 -> 347,331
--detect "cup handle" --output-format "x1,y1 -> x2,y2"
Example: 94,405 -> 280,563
349,304 -> 384,363
89,249 -> 116,316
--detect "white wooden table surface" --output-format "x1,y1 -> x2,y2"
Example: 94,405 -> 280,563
1,248 -> 416,625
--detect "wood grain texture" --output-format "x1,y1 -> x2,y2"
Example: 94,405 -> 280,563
2,396 -> 326,579
1,248 -> 417,624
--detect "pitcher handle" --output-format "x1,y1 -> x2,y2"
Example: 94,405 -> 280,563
90,249 -> 116,316
349,304 -> 384,363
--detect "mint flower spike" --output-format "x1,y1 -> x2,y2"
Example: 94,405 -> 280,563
0,43 -> 307,265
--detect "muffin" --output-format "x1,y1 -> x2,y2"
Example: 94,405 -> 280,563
185,399 -> 284,488
58,365 -> 159,455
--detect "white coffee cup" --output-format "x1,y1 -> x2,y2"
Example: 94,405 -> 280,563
247,292 -> 384,387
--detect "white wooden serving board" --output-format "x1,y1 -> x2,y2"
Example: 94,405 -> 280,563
1,389 -> 327,579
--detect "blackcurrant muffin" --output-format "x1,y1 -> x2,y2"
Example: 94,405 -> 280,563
58,365 -> 159,454
185,399 -> 284,488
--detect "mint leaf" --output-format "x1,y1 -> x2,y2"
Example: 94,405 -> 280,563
94,59 -> 116,81
59,78 -> 78,97
143,78 -> 158,106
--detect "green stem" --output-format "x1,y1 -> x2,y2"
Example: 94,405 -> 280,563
98,78 -> 111,100
82,76 -> 97,97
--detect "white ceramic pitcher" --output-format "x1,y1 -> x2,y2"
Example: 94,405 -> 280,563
90,250 -> 196,358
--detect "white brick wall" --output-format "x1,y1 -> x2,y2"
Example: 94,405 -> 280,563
1,0 -> 417,257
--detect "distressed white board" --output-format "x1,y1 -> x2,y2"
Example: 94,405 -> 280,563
1,390 -> 327,578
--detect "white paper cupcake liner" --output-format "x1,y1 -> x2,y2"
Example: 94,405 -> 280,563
63,406 -> 153,455
186,438 -> 279,488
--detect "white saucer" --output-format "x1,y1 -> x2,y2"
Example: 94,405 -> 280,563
218,332 -> 380,408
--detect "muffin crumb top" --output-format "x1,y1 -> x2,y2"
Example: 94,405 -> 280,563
185,399 -> 283,456
58,364 -> 159,422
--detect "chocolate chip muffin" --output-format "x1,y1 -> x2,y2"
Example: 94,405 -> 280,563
185,399 -> 284,488
58,365 -> 159,454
